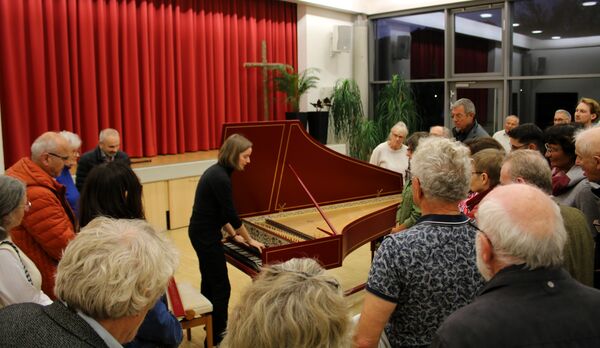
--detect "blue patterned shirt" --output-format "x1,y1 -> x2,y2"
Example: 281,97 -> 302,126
366,214 -> 485,347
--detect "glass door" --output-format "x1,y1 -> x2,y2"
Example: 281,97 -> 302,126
449,81 -> 504,135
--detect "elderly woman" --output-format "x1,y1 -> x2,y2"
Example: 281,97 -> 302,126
0,175 -> 52,307
220,258 -> 351,348
56,130 -> 82,218
369,121 -> 410,181
462,149 -> 504,219
574,97 -> 599,129
545,124 -> 600,233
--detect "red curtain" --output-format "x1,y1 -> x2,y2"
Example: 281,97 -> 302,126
0,0 -> 297,167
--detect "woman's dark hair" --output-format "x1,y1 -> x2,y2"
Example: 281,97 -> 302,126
406,132 -> 429,152
79,162 -> 144,228
544,123 -> 582,161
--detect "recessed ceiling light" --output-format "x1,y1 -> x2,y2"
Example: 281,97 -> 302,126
531,30 -> 543,34
480,13 -> 493,18
552,36 -> 561,40
582,1 -> 597,6
512,23 -> 520,27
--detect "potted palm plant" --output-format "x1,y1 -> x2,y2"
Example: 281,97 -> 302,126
271,64 -> 319,130
374,75 -> 421,137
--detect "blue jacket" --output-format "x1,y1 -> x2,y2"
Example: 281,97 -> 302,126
56,166 -> 79,219
124,295 -> 182,348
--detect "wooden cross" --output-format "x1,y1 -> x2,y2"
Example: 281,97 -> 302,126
244,40 -> 282,121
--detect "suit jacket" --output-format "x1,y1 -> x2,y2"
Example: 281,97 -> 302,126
452,120 -> 490,142
0,302 -> 108,347
76,146 -> 130,191
432,266 -> 600,347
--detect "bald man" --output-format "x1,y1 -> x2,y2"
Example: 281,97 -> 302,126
492,115 -> 519,153
433,184 -> 600,347
6,132 -> 76,298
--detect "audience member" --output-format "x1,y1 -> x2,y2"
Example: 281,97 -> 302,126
433,184 -> 600,347
0,217 -> 178,347
507,123 -> 545,155
574,97 -> 599,128
221,258 -> 350,348
56,131 -> 82,219
5,132 -> 76,298
450,98 -> 490,142
429,125 -> 451,138
391,132 -> 428,233
492,115 -> 519,153
545,124 -> 599,234
554,109 -> 572,125
0,176 -> 52,307
575,126 -> 600,287
78,161 -> 182,348
76,128 -> 130,191
464,137 -> 504,156
354,137 -> 484,348
500,150 -> 593,286
463,149 -> 504,219
369,121 -> 410,180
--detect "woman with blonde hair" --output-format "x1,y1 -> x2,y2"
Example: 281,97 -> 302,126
221,258 -> 351,348
0,175 -> 52,307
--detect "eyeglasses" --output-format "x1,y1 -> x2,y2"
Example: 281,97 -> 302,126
544,143 -> 560,153
48,152 -> 69,161
467,220 -> 493,248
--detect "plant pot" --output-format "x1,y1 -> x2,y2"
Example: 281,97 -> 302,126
285,112 -> 308,130
307,111 -> 329,144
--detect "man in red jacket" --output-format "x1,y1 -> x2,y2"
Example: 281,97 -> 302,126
6,132 -> 76,299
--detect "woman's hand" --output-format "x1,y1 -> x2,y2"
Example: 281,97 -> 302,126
247,239 -> 265,253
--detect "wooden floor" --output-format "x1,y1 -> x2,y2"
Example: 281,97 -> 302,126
166,226 -> 370,347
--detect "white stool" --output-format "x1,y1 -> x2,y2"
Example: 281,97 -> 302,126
167,278 -> 214,347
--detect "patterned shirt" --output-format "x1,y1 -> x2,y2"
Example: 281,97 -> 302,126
366,214 -> 485,347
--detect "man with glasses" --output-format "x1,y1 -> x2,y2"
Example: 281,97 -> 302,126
76,128 -> 130,191
506,123 -> 545,156
354,137 -> 484,348
5,132 -> 76,299
433,184 -> 600,347
450,98 -> 490,142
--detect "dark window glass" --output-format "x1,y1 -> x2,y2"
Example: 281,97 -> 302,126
511,0 -> 600,76
373,12 -> 445,81
509,77 -> 600,128
454,8 -> 503,74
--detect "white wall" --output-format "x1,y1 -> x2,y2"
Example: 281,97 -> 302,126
297,5 -> 356,113
294,0 -> 471,15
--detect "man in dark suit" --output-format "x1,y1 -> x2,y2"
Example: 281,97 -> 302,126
0,218 -> 178,347
432,184 -> 600,347
76,128 -> 130,191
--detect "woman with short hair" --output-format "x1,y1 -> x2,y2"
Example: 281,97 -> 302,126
188,133 -> 265,345
0,175 -> 52,307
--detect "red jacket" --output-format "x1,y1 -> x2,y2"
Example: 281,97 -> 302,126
6,158 -> 76,299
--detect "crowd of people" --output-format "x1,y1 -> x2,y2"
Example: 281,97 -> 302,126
1,95 -> 600,347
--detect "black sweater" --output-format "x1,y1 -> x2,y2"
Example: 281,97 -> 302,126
188,163 -> 242,245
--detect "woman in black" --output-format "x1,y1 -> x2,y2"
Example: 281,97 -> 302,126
188,134 -> 264,345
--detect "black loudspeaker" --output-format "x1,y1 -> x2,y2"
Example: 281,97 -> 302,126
392,35 -> 411,60
536,57 -> 546,75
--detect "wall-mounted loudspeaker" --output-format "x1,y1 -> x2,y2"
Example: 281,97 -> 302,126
392,35 -> 411,60
332,25 -> 352,53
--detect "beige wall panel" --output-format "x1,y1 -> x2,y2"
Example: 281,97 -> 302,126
143,181 -> 169,231
168,176 -> 200,230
